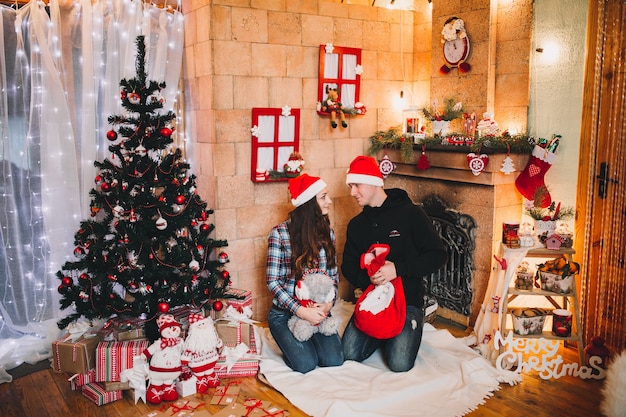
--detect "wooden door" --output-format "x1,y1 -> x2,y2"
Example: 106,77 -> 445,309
576,0 -> 626,355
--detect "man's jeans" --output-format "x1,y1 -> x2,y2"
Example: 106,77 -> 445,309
268,306 -> 344,373
342,305 -> 424,372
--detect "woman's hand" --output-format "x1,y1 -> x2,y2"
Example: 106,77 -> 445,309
370,260 -> 397,286
296,305 -> 328,326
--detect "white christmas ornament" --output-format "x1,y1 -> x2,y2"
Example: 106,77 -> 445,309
155,216 -> 167,230
189,260 -> 200,271
500,155 -> 516,174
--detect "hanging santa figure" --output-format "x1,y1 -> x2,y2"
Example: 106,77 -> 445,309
142,314 -> 184,405
181,312 -> 224,393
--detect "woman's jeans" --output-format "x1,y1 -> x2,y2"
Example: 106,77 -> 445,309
268,306 -> 344,374
342,305 -> 424,372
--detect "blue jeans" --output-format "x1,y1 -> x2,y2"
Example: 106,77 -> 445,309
268,307 -> 344,374
343,305 -> 424,372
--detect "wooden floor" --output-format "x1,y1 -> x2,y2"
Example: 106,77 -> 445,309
0,318 -> 605,417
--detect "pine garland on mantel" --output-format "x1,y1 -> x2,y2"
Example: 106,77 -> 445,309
367,126 -> 533,163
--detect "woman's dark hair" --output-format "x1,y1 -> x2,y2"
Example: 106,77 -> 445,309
287,196 -> 336,279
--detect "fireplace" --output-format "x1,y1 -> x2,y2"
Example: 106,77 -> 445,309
378,149 -> 529,326
421,195 -> 477,317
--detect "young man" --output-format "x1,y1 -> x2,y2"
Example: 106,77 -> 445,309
341,155 -> 448,372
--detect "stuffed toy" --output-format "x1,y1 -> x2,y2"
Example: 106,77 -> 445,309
321,86 -> 347,129
142,314 -> 184,405
180,312 -> 223,394
287,270 -> 341,342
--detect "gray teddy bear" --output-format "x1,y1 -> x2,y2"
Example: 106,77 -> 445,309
288,271 -> 341,342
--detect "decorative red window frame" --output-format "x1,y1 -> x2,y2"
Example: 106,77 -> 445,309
317,44 -> 362,116
250,107 -> 300,183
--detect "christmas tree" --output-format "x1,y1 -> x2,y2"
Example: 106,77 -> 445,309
56,36 -> 232,332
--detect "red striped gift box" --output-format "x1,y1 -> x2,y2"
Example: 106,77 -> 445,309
95,339 -> 149,382
68,368 -> 96,391
81,382 -> 122,406
215,325 -> 259,378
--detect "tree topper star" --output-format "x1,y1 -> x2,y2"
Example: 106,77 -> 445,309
281,105 -> 292,117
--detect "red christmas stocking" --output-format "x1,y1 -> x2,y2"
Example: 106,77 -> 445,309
515,145 -> 556,207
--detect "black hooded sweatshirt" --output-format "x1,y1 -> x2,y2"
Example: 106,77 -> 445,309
341,188 -> 448,308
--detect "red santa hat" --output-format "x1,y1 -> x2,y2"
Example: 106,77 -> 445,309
156,314 -> 179,331
187,312 -> 207,327
346,156 -> 384,187
288,173 -> 327,207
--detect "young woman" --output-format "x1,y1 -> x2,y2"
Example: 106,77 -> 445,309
265,173 -> 344,373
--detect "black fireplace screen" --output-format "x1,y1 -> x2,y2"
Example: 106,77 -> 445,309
420,195 -> 476,316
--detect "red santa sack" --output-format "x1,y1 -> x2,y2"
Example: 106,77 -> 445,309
354,277 -> 406,339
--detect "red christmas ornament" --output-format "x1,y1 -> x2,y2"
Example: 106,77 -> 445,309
58,284 -> 68,294
74,247 -> 86,257
221,270 -> 230,280
106,130 -> 118,141
218,252 -> 229,264
61,276 -> 72,286
199,211 -> 208,221
175,195 -> 185,205
128,92 -> 141,104
79,273 -> 90,280
467,153 -> 489,176
158,302 -> 170,313
200,224 -> 210,232
213,300 -> 224,311
100,182 -> 111,192
160,127 -> 173,137
94,175 -> 102,184
190,219 -> 198,227
417,146 -> 431,171
107,274 -> 117,281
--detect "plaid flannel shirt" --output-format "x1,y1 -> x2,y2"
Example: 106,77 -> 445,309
266,220 -> 338,314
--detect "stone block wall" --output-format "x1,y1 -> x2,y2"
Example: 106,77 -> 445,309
180,0 -> 532,326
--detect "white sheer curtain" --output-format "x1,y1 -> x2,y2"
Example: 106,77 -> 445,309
0,0 -> 184,383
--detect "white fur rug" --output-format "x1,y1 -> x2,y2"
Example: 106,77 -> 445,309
601,351 -> 626,417
256,300 -> 520,417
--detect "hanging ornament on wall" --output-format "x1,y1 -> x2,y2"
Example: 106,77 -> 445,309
500,155 -> 516,174
416,144 -> 431,170
467,152 -> 489,176
379,154 -> 396,178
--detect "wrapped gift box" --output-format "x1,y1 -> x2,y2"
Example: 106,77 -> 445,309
225,287 -> 252,311
81,382 -> 122,406
215,325 -> 259,378
209,288 -> 252,320
175,375 -> 197,397
215,321 -> 252,347
68,369 -> 96,391
103,380 -> 131,391
52,334 -> 101,375
95,339 -> 149,382
210,383 -> 240,405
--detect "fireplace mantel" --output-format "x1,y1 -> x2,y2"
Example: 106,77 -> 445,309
377,149 -> 529,327
377,149 -> 530,186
